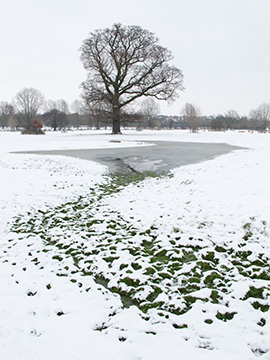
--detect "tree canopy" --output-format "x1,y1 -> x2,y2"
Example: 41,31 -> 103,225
181,103 -> 201,132
14,87 -> 44,133
80,23 -> 184,133
42,109 -> 68,131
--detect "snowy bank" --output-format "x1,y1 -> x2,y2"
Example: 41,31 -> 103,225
0,129 -> 269,360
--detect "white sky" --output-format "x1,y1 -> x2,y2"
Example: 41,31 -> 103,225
1,0 -> 270,116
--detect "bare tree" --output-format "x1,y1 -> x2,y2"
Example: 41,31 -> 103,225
210,115 -> 227,131
80,23 -> 184,134
70,99 -> 84,129
0,102 -> 14,128
181,103 -> 201,132
8,116 -> 19,130
140,98 -> 160,129
71,99 -> 83,115
84,99 -> 112,129
14,87 -> 44,133
249,103 -> 270,121
43,99 -> 57,113
55,99 -> 69,114
224,109 -> 240,129
42,109 -> 68,131
44,99 -> 69,114
249,103 -> 270,131
225,109 -> 240,120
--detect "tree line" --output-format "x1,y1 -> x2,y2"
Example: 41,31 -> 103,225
0,87 -> 146,132
178,103 -> 270,132
0,89 -> 86,133
1,88 -> 269,133
1,23 -> 269,134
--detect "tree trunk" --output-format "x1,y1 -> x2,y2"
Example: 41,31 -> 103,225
112,106 -> 122,134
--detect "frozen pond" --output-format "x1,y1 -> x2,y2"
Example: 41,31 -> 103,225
21,141 -> 242,173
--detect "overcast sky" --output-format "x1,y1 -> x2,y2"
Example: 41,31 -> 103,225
1,0 -> 269,116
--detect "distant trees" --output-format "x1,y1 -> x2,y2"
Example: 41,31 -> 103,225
140,98 -> 160,129
71,99 -> 84,115
70,100 -> 84,129
249,103 -> 270,131
0,102 -> 14,128
181,103 -> 201,132
80,23 -> 184,134
209,115 -> 227,131
42,99 -> 69,130
1,85 -> 269,133
44,99 -> 69,115
224,110 -> 240,129
84,100 -> 111,129
207,105 -> 270,131
8,116 -> 19,130
14,87 -> 44,133
42,109 -> 68,131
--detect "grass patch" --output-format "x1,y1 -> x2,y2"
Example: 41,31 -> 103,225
216,311 -> 237,321
244,286 -> 265,300
9,173 -> 270,323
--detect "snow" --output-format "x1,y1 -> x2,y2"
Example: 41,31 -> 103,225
0,129 -> 270,359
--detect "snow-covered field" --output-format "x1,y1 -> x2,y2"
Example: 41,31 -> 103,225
0,129 -> 270,360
